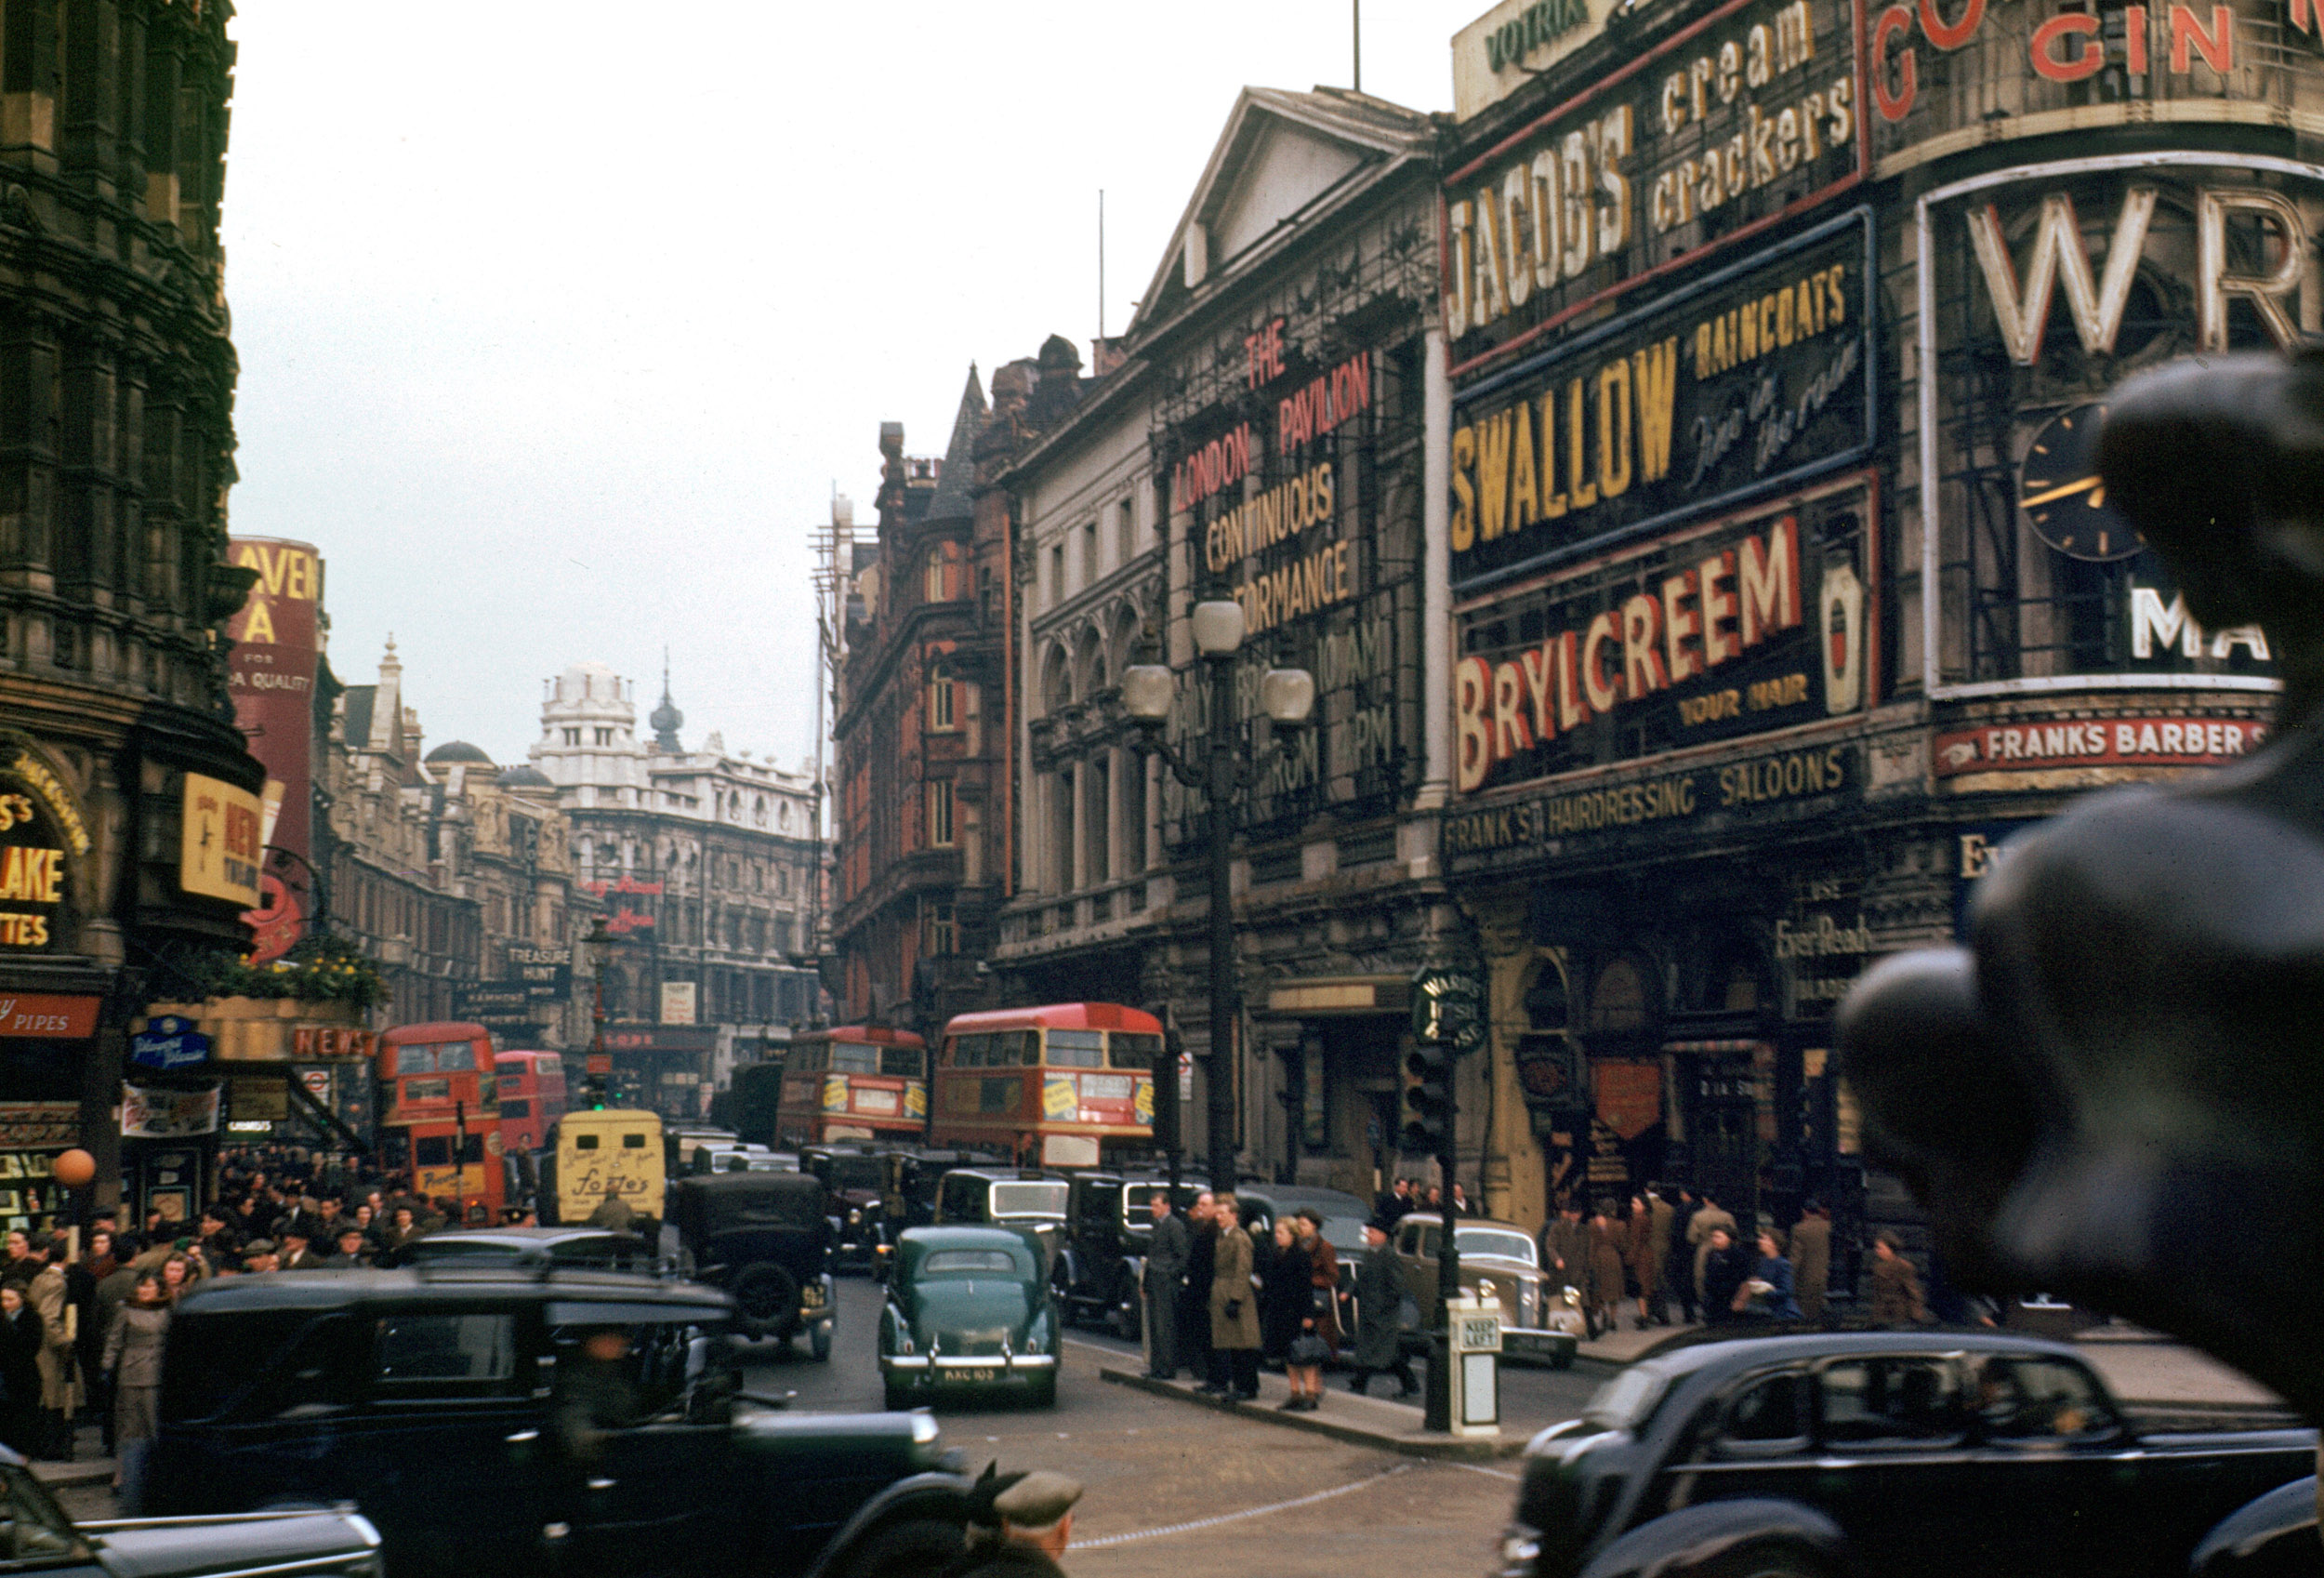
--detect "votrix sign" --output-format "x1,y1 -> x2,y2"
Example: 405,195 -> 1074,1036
1451,207 -> 1873,592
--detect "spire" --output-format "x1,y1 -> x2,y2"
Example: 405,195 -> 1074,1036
650,646 -> 684,751
923,365 -> 988,524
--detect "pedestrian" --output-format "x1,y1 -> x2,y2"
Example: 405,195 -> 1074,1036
277,1227 -> 324,1271
1421,1186 -> 1443,1213
102,1272 -> 168,1513
240,1240 -> 279,1275
1868,1231 -> 1928,1323
1141,1193 -> 1188,1381
1688,1191 -> 1736,1314
1665,1188 -> 1701,1323
1447,1183 -> 1472,1217
0,1284 -> 38,1456
1699,1227 -> 1752,1328
1295,1210 -> 1343,1358
1585,1201 -> 1628,1337
159,1253 -> 196,1301
1644,1187 -> 1677,1326
1178,1192 -> 1216,1388
587,1184 -> 636,1232
329,1227 -> 374,1268
1789,1200 -> 1832,1323
1347,1218 -> 1418,1398
1260,1218 -> 1309,1365
1625,1193 -> 1662,1330
1542,1200 -> 1588,1291
947,1470 -> 1082,1578
28,1237 -> 77,1460
91,1236 -> 137,1455
1204,1197 -> 1261,1401
1387,1177 -> 1415,1222
1733,1227 -> 1802,1321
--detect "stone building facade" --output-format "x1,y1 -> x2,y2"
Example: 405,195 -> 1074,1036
995,88 -> 1456,1196
530,662 -> 822,1116
1433,0 -> 2312,1279
0,0 -> 258,1202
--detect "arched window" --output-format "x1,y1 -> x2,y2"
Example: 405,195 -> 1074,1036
929,659 -> 958,731
1514,957 -> 1578,1107
1588,957 -> 1654,1035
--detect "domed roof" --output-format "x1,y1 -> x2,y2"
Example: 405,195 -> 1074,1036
499,764 -> 553,789
425,740 -> 495,766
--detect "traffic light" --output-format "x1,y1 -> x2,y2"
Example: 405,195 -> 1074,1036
1402,1040 -> 1454,1154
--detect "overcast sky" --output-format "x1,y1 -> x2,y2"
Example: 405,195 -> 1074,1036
220,2 -> 1461,777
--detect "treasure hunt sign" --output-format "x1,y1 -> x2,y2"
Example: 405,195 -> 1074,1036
1455,472 -> 1874,792
1443,0 -> 1864,373
1452,209 -> 1872,594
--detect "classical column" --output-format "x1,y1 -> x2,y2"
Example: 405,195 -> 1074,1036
1105,744 -> 1128,886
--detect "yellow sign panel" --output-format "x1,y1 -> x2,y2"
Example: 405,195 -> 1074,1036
1133,1077 -> 1155,1124
905,1081 -> 928,1121
1042,1075 -> 1076,1121
822,1074 -> 850,1114
180,774 -> 263,908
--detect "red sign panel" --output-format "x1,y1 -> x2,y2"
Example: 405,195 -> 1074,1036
293,1027 -> 376,1060
1933,717 -> 2269,777
227,538 -> 324,958
0,994 -> 99,1039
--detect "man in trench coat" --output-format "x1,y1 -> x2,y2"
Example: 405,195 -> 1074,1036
1142,1193 -> 1190,1379
1789,1200 -> 1832,1323
1205,1197 -> 1261,1400
1347,1218 -> 1417,1397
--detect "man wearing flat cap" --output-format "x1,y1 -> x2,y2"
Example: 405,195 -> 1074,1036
949,1469 -> 1082,1577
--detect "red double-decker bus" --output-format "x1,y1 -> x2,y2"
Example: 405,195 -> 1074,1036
495,1050 -> 569,1155
774,1025 -> 926,1147
930,1003 -> 1161,1168
376,1022 -> 505,1217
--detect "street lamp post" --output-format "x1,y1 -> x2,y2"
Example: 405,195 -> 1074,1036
584,918 -> 612,1106
1122,601 -> 1314,1194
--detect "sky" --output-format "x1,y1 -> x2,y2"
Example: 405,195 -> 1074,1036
220,2 -> 1465,776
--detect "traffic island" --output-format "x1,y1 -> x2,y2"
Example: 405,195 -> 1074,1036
1099,1365 -> 1522,1460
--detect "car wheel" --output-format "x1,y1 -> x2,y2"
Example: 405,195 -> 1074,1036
1028,1372 -> 1057,1409
1688,1545 -> 1829,1578
882,1380 -> 912,1412
829,1516 -> 967,1578
732,1263 -> 800,1327
812,1322 -> 833,1362
1109,1291 -> 1142,1344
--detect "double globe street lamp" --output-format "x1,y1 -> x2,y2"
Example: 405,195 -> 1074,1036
1119,599 -> 1314,1192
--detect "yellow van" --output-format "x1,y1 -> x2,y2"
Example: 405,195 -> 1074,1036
554,1107 -> 666,1227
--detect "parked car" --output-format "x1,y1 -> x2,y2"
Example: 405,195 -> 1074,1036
879,1227 -> 1059,1411
667,1171 -> 836,1356
148,1267 -> 971,1578
871,1148 -> 989,1281
931,1166 -> 1071,1276
801,1143 -> 893,1272
0,1453 -> 379,1578
1233,1183 -> 1376,1348
394,1226 -> 654,1272
1497,1330 -> 2318,1578
1051,1173 -> 1200,1340
1391,1212 -> 1578,1367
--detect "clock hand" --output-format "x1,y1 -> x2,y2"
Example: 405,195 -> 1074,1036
2020,474 -> 2102,508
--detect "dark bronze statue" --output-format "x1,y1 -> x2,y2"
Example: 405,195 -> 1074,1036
1840,346 -> 2324,1420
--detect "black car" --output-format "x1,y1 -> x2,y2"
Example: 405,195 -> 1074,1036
667,1172 -> 837,1357
148,1267 -> 971,1578
801,1143 -> 892,1273
870,1147 -> 987,1281
1051,1173 -> 1198,1340
1499,1329 -> 2317,1578
932,1166 -> 1071,1276
0,1454 -> 379,1578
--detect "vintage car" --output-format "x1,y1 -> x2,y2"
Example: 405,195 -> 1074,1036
1498,1330 -> 2318,1578
1050,1173 -> 1199,1339
878,1227 -> 1059,1410
870,1147 -> 987,1281
394,1226 -> 654,1271
1234,1183 -> 1376,1348
931,1166 -> 1071,1275
667,1171 -> 836,1356
800,1143 -> 892,1272
1392,1212 -> 1579,1367
148,1266 -> 972,1578
0,1452 -> 380,1578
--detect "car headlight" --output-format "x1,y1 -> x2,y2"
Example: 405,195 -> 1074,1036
1499,1528 -> 1542,1576
1025,1311 -> 1051,1354
848,1208 -> 863,1226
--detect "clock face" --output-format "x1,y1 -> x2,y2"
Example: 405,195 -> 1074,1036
2018,403 -> 2141,562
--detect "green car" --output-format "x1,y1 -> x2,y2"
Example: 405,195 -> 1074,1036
879,1226 -> 1060,1410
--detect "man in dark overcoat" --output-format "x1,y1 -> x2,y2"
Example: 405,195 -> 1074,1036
1789,1200 -> 1832,1323
1142,1193 -> 1190,1380
1176,1191 -> 1216,1389
1347,1218 -> 1416,1397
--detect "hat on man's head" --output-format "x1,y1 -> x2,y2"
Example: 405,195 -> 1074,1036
242,1240 -> 275,1256
994,1471 -> 1082,1530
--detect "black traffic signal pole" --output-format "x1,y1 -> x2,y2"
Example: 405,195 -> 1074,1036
1405,1033 -> 1459,1431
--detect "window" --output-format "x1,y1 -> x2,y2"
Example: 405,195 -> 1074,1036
1109,1030 -> 1162,1068
622,1132 -> 646,1148
376,1314 -> 517,1386
923,897 -> 956,956
928,779 -> 956,847
1082,520 -> 1099,587
499,1098 -> 532,1119
1118,497 -> 1137,564
1050,543 -> 1065,606
595,727 -> 613,746
1970,1357 -> 2119,1440
922,1250 -> 1019,1276
1720,1371 -> 1811,1448
924,548 -> 947,603
880,1046 -> 922,1077
1820,1358 -> 1964,1445
1046,1028 -> 1104,1067
574,1133 -> 599,1150
929,662 -> 957,730
563,727 -> 580,745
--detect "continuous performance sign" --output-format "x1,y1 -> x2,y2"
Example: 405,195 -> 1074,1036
1451,207 -> 1873,592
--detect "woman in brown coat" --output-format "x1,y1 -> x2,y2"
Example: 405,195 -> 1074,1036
1586,1202 -> 1629,1337
1206,1199 -> 1262,1401
1296,1211 -> 1342,1354
1868,1232 -> 1928,1323
1624,1195 -> 1661,1328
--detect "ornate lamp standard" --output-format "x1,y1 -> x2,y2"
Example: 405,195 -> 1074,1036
1120,600 -> 1314,1192
583,917 -> 613,1107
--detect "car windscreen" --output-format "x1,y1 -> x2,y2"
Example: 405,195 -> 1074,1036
1458,1227 -> 1538,1265
693,1184 -> 825,1233
1123,1184 -> 1200,1215
991,1181 -> 1069,1217
1317,1215 -> 1367,1253
819,1156 -> 883,1192
920,1249 -> 1025,1276
1581,1365 -> 1671,1430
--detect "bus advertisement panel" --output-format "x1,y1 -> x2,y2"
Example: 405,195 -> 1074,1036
930,1003 -> 1161,1167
